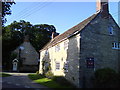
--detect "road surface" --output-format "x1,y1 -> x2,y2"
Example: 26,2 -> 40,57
1,72 -> 50,90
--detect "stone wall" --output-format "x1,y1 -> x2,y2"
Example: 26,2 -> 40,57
79,13 -> 120,88
14,41 -> 39,72
65,34 -> 80,87
39,34 -> 80,87
39,13 -> 120,88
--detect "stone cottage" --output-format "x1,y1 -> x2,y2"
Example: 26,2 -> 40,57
13,35 -> 39,72
39,0 -> 120,88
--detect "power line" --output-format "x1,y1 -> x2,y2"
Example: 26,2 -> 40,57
6,1 -> 54,25
7,0 -> 48,23
15,3 -> 44,20
22,2 -> 53,20
18,2 -> 50,19
7,3 -> 41,22
15,0 -> 51,20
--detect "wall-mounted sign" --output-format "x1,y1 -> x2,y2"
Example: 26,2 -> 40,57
86,57 -> 94,68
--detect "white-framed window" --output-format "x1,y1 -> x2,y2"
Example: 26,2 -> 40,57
64,40 -> 68,50
45,50 -> 48,55
108,26 -> 114,35
63,61 -> 69,72
55,44 -> 60,52
118,43 -> 120,49
112,42 -> 120,49
55,62 -> 60,70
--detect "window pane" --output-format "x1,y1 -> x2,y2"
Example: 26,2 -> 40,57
118,43 -> 120,48
109,27 -> 113,35
56,62 -> 60,70
63,61 -> 69,72
115,43 -> 117,48
112,43 -> 114,47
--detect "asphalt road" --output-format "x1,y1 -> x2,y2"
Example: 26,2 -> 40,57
1,72 -> 50,90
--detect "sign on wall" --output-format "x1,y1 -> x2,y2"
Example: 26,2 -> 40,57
86,57 -> 94,68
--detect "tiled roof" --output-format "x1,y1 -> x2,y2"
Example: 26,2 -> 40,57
40,13 -> 99,51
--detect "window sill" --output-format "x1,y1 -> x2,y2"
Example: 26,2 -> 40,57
112,48 -> 120,50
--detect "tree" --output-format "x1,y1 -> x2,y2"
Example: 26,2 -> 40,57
1,1 -> 15,26
30,24 -> 59,51
2,20 -> 59,70
2,25 -> 24,70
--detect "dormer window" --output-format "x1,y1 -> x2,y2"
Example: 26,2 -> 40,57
108,27 -> 114,35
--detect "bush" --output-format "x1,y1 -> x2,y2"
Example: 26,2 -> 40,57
52,76 -> 76,88
10,52 -> 17,60
94,68 -> 119,88
45,71 -> 54,79
36,71 -> 39,75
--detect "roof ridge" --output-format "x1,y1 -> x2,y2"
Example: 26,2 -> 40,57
40,13 -> 99,51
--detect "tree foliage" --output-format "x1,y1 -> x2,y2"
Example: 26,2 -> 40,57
2,20 -> 59,70
2,1 -> 15,25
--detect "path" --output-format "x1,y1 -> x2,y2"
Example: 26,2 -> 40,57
2,72 -> 50,89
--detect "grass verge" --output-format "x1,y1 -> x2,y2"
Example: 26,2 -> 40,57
0,72 -> 12,77
28,74 -> 74,88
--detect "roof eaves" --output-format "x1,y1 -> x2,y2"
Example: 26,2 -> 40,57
40,13 -> 100,52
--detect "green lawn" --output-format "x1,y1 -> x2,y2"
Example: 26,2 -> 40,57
28,74 -> 74,88
0,72 -> 12,77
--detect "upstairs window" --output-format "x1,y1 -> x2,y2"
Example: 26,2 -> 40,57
108,27 -> 114,35
55,44 -> 60,52
118,42 -> 120,49
112,42 -> 120,49
45,50 -> 48,55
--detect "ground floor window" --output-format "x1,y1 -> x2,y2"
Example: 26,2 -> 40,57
55,62 -> 60,70
63,61 -> 69,72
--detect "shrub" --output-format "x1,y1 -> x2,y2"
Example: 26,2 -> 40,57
52,76 -> 76,88
45,71 -> 54,79
36,71 -> 39,75
10,52 -> 17,60
94,68 -> 119,88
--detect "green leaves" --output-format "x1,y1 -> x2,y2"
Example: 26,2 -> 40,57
2,20 -> 58,70
2,2 -> 15,25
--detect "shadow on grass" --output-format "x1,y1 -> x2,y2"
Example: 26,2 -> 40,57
34,78 -> 72,88
28,74 -> 75,88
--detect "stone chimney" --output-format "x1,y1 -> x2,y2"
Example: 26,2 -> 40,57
52,32 -> 55,39
51,32 -> 59,39
96,0 -> 109,18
